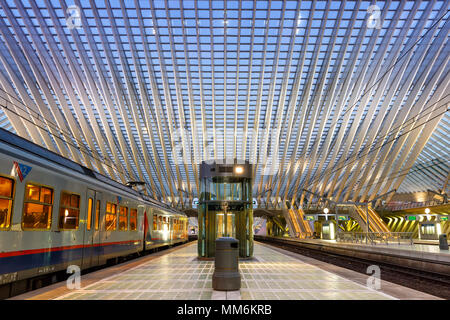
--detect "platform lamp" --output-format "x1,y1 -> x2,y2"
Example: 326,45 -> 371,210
425,208 -> 431,221
323,207 -> 329,219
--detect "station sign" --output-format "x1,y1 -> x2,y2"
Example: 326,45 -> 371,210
338,215 -> 349,221
440,216 -> 448,221
404,215 -> 417,221
304,215 -> 316,221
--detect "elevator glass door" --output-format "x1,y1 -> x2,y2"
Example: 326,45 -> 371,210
216,212 -> 235,239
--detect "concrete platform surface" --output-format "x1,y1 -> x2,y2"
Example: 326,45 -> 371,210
317,239 -> 450,263
11,241 -> 439,300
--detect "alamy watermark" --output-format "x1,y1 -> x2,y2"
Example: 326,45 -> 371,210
66,5 -> 82,30
66,265 -> 81,289
367,5 -> 382,29
366,265 -> 381,290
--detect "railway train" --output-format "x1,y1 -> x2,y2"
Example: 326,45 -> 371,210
0,128 -> 188,297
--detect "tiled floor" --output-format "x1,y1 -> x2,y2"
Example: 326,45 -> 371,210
239,244 -> 394,300
53,242 -> 401,300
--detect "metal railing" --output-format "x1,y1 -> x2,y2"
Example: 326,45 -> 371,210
295,232 -> 314,239
385,200 -> 444,211
336,232 -> 414,245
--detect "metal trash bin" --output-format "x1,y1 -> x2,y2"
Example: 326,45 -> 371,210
212,237 -> 241,291
439,234 -> 449,250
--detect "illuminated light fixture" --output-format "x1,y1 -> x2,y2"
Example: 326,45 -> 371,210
323,208 -> 329,220
330,222 -> 335,240
235,166 -> 244,174
425,208 -> 431,221
65,209 -> 69,217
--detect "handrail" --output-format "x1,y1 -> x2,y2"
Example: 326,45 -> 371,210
297,208 -> 313,234
385,200 -> 445,211
288,209 -> 301,235
336,231 -> 414,245
294,232 -> 314,239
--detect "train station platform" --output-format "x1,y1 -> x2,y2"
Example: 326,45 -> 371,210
255,236 -> 450,277
11,241 -> 438,300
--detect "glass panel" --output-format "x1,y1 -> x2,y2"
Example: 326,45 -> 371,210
0,198 -> 12,229
226,213 -> 235,238
59,192 -> 80,230
23,203 -> 52,229
95,200 -> 100,230
130,208 -> 137,231
153,214 -> 157,230
105,213 -> 116,231
0,177 -> 13,198
105,202 -> 117,231
70,194 -> 80,208
87,198 -> 93,231
59,207 -> 79,229
40,187 -> 53,204
163,217 -> 169,231
216,213 -> 224,238
60,192 -> 71,207
26,184 -> 40,201
119,206 -> 128,231
422,224 -> 436,235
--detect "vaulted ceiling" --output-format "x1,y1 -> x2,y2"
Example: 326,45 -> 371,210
0,0 -> 448,209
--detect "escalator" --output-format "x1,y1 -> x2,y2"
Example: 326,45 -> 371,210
297,208 -> 313,235
352,205 -> 390,233
286,208 -> 313,238
287,209 -> 301,236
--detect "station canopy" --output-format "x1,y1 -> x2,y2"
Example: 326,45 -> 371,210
0,0 -> 448,209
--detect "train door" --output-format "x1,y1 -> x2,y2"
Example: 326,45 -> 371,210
140,206 -> 148,250
82,189 -> 102,269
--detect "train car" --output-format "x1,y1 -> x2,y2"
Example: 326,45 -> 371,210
0,128 -> 187,296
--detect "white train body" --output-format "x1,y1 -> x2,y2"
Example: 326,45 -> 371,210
0,129 -> 188,286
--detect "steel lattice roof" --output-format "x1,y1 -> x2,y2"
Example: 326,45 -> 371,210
0,0 -> 448,209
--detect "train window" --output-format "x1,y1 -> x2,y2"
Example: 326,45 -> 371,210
105,202 -> 117,231
95,200 -> 100,230
59,192 -> 81,230
0,176 -> 14,230
163,217 -> 168,231
153,215 -> 157,230
23,184 -> 53,230
119,206 -> 128,231
87,198 -> 93,231
130,208 -> 137,231
158,216 -> 162,230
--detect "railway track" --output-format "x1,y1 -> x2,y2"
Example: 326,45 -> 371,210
256,237 -> 450,300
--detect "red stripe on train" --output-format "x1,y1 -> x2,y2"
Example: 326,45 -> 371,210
0,240 -> 142,258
